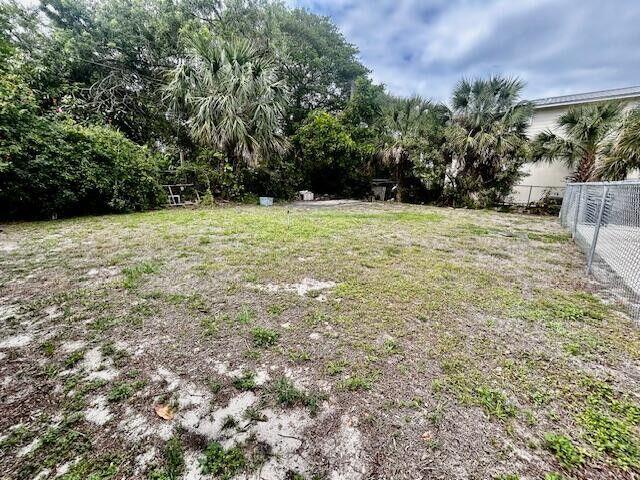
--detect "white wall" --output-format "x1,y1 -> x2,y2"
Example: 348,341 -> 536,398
510,99 -> 640,203
508,106 -> 572,203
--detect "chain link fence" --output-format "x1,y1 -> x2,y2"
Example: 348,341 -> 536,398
560,180 -> 640,320
507,184 -> 565,205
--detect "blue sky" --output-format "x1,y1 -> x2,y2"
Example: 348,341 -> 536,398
290,0 -> 640,103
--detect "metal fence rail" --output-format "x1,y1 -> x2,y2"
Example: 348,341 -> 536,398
560,180 -> 640,321
507,184 -> 565,205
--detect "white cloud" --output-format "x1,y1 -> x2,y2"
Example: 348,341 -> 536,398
295,0 -> 640,102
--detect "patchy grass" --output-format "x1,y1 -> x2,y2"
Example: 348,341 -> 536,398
2,203 -> 639,479
63,349 -> 85,368
107,380 -> 145,402
340,374 -> 376,392
148,436 -> 184,480
325,360 -> 349,376
475,386 -> 518,420
236,307 -> 255,324
271,377 -> 324,415
199,442 -> 247,479
122,261 -> 160,289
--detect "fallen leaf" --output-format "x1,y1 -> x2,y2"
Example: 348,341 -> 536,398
154,404 -> 175,420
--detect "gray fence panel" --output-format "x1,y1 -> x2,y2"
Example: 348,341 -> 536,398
560,180 -> 640,321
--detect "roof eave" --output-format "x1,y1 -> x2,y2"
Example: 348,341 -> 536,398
533,92 -> 640,109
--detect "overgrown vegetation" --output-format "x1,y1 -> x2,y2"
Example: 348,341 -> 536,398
0,0 -> 598,217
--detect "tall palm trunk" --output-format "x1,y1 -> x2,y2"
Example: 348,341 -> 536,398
395,151 -> 410,203
575,151 -> 596,182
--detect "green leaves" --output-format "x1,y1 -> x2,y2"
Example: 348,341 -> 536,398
543,433 -> 585,469
165,33 -> 289,167
199,442 -> 246,479
596,106 -> 640,180
443,75 -> 532,207
293,110 -> 370,197
532,101 -> 634,181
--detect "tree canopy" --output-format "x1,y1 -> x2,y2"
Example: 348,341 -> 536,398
532,101 -> 623,182
165,32 -> 289,167
7,0 -> 622,218
532,101 -> 640,182
443,76 -> 533,206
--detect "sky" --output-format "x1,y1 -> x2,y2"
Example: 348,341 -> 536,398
291,0 -> 640,103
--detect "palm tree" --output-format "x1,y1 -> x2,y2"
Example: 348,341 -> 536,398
444,76 -> 532,206
595,106 -> 640,180
531,101 -> 622,182
164,32 -> 289,168
378,95 -> 435,202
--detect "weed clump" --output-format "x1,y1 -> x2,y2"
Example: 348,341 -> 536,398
199,442 -> 246,479
475,386 -> 518,420
233,371 -> 257,391
107,380 -> 145,402
326,360 -> 348,376
340,374 -> 375,391
236,307 -> 255,324
543,433 -> 584,468
271,377 -> 324,415
251,327 -> 279,347
63,350 -> 85,368
148,436 -> 184,480
576,377 -> 640,468
122,261 -> 159,289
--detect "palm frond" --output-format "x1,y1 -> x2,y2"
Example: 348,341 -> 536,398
164,33 -> 290,166
595,106 -> 640,180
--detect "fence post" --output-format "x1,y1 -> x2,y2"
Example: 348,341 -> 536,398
526,185 -> 533,205
586,186 -> 609,274
572,185 -> 582,237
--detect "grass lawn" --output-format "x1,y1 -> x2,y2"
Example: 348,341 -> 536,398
1,202 -> 639,480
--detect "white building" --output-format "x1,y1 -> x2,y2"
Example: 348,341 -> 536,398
510,86 -> 640,204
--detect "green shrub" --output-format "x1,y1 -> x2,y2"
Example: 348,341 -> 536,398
0,73 -> 164,218
293,111 -> 370,198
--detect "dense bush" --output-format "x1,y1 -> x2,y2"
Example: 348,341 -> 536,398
1,0 -> 536,213
294,111 -> 370,198
243,157 -> 300,200
0,73 -> 164,219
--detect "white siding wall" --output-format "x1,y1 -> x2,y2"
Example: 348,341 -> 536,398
527,106 -> 568,138
510,99 -> 640,203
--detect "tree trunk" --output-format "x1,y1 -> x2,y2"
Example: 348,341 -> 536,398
575,152 -> 596,182
396,153 -> 408,203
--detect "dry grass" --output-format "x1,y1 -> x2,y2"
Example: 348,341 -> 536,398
0,202 -> 638,480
